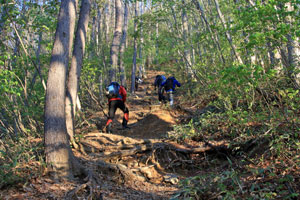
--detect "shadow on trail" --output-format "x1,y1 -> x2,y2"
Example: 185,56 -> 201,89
106,113 -> 174,140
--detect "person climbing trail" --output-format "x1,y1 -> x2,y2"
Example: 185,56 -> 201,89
103,82 -> 129,133
154,75 -> 166,103
161,76 -> 181,106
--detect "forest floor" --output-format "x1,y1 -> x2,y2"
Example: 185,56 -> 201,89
1,70 -> 299,199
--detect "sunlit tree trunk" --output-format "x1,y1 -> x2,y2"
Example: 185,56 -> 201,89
65,0 -> 91,140
286,2 -> 300,88
44,0 -> 77,178
138,2 -> 143,78
119,1 -> 128,86
192,0 -> 225,64
181,0 -> 193,78
109,0 -> 122,83
131,0 -> 138,93
213,0 -> 243,64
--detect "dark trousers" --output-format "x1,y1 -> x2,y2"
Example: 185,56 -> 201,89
158,86 -> 165,102
108,100 -> 129,121
105,99 -> 129,131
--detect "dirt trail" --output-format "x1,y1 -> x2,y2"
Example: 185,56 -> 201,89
72,71 -> 189,199
105,70 -> 182,139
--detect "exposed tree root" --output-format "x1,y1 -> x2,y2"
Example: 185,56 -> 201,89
75,133 -> 231,186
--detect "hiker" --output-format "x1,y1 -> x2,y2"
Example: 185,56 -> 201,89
161,76 -> 181,106
103,82 -> 129,133
154,75 -> 166,103
135,76 -> 143,91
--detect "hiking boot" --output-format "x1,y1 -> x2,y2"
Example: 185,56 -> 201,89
122,119 -> 130,129
105,123 -> 112,133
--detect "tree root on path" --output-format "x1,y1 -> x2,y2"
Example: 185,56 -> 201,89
64,170 -> 97,200
75,133 -> 231,186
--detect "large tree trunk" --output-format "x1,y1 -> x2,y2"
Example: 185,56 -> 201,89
44,0 -> 77,178
65,0 -> 91,140
109,0 -> 122,83
131,0 -> 138,93
119,1 -> 128,86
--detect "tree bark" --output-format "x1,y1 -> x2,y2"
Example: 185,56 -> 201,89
181,0 -> 193,78
285,2 -> 300,88
192,0 -> 225,64
119,1 -> 128,86
213,0 -> 243,64
131,0 -> 138,93
65,0 -> 91,140
109,0 -> 122,83
44,0 -> 77,178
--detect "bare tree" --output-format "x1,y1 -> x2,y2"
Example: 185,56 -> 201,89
109,0 -> 122,82
181,0 -> 193,78
44,0 -> 77,178
192,0 -> 225,64
119,0 -> 129,86
65,0 -> 91,140
213,0 -> 243,64
131,0 -> 138,93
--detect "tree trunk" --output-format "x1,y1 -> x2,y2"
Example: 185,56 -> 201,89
119,1 -> 128,86
213,0 -> 243,64
109,0 -> 122,83
131,0 -> 138,93
65,0 -> 91,140
138,2 -> 146,78
285,3 -> 300,88
192,0 -> 225,64
44,0 -> 77,178
181,0 -> 193,78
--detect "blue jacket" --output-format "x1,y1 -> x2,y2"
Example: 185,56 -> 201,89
161,77 -> 181,92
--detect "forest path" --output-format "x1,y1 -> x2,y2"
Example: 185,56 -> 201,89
72,71 -> 192,199
107,70 -> 183,139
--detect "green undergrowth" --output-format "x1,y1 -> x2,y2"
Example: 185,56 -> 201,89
169,88 -> 300,199
0,136 -> 45,189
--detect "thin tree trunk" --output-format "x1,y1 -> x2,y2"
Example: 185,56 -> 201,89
181,0 -> 193,78
109,0 -> 122,83
192,0 -> 225,64
65,0 -> 91,140
119,1 -> 128,86
213,0 -> 243,64
44,0 -> 77,178
131,0 -> 138,93
286,3 -> 300,88
138,2 -> 146,78
30,32 -> 43,89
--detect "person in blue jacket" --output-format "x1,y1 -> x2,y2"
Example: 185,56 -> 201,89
161,76 -> 181,106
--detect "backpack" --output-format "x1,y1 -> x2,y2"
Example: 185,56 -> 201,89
106,82 -> 120,98
164,77 -> 174,91
155,75 -> 166,86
